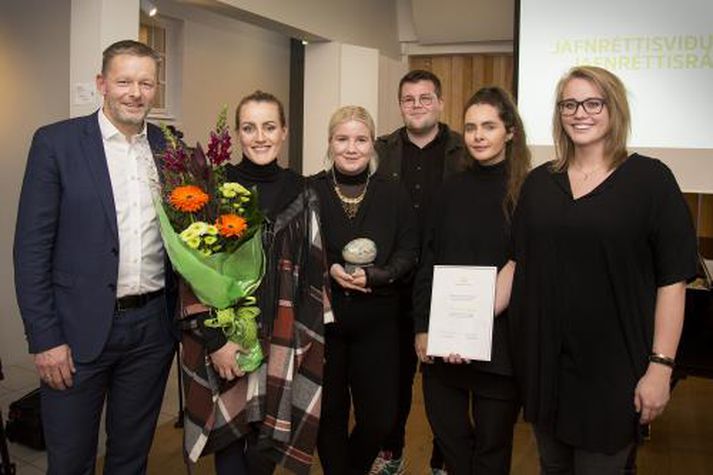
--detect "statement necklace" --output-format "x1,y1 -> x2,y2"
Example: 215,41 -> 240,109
332,168 -> 369,219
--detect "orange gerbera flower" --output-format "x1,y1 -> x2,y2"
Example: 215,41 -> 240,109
169,185 -> 209,213
216,214 -> 248,238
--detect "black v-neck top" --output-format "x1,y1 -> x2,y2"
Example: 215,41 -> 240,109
509,154 -> 698,453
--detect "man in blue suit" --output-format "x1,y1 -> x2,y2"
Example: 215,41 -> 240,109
14,40 -> 177,474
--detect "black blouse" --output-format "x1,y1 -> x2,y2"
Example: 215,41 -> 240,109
414,159 -> 513,377
510,154 -> 698,453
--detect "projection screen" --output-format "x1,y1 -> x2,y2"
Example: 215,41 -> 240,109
516,0 -> 713,192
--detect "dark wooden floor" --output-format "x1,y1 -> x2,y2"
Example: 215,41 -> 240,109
138,375 -> 713,474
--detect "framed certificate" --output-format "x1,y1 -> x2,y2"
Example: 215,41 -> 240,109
426,265 -> 496,361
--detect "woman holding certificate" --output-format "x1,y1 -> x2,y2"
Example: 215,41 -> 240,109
509,66 -> 698,473
413,86 -> 531,474
312,106 -> 419,474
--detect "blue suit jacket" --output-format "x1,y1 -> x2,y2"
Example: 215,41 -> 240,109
14,111 -> 177,363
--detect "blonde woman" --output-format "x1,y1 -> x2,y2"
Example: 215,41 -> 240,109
311,106 -> 418,474
509,66 -> 698,473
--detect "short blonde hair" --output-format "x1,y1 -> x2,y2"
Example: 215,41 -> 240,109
325,105 -> 378,173
552,66 -> 630,172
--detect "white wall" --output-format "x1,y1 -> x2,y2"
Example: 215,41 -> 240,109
213,0 -> 401,59
0,0 -> 72,365
165,1 -> 291,164
303,43 -> 341,175
70,0 -> 140,117
303,43 -> 383,176
410,0 -> 513,44
378,55 -> 409,136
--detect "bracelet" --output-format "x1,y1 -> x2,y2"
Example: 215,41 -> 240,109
649,353 -> 675,369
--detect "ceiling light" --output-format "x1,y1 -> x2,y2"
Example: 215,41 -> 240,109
140,0 -> 158,17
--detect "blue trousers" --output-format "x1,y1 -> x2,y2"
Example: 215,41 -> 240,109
40,297 -> 175,475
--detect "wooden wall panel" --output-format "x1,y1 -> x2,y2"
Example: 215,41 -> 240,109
697,194 -> 713,238
450,56 -> 466,131
460,57 -> 473,123
430,56 -> 453,130
679,192 -> 713,258
409,56 -> 431,73
471,55 -> 487,95
409,53 -> 514,133
684,193 -> 700,225
492,56 -> 512,91
683,193 -> 713,258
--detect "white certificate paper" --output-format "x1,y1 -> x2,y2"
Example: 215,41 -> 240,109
426,265 -> 496,361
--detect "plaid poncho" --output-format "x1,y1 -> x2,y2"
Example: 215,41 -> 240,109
179,188 -> 331,474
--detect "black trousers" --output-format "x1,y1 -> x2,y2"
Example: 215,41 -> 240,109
40,298 -> 175,475
318,298 -> 400,475
381,289 -> 418,458
534,427 -> 636,475
422,365 -> 520,475
214,432 -> 276,475
215,438 -> 248,475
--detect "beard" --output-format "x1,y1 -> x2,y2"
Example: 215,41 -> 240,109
404,114 -> 439,136
104,97 -> 151,129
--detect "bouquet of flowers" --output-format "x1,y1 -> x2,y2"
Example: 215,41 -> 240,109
154,107 -> 265,372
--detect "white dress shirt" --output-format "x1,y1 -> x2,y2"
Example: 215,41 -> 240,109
98,110 -> 164,298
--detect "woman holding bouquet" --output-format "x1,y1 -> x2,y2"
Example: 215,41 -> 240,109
413,87 -> 530,474
311,106 -> 419,474
178,91 -> 329,475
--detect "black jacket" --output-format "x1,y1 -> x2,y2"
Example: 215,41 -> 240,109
374,122 -> 467,183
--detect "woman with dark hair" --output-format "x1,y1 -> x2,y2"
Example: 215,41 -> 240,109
509,66 -> 698,473
413,86 -> 530,475
178,90 -> 330,475
311,105 -> 419,474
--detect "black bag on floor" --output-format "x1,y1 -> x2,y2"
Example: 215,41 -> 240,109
5,388 -> 45,451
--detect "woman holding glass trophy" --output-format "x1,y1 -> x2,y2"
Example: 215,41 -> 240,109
311,105 -> 419,475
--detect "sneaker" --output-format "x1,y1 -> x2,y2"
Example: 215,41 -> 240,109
370,450 -> 406,475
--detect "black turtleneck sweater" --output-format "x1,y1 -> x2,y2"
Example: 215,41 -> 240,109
202,157 -> 303,353
414,158 -> 514,377
225,157 -> 303,220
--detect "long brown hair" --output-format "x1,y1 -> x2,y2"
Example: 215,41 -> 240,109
551,66 -> 630,172
464,87 -> 531,216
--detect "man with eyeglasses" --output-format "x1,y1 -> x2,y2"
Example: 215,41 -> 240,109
372,70 -> 466,475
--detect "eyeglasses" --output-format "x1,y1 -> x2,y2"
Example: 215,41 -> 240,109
400,94 -> 437,109
557,97 -> 606,116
